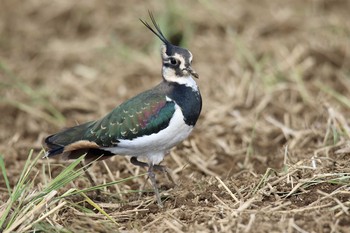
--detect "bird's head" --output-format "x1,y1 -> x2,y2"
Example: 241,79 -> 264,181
140,12 -> 199,84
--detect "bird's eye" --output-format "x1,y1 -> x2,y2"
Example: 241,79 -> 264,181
169,58 -> 178,65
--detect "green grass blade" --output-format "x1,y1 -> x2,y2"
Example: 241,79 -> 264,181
36,156 -> 86,200
81,193 -> 119,227
251,168 -> 276,195
317,81 -> 350,109
0,150 -> 39,229
0,155 -> 11,195
60,173 -> 146,198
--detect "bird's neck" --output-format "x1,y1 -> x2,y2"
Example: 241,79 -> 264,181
162,75 -> 198,92
161,81 -> 202,126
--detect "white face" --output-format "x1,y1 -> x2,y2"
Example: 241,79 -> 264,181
160,45 -> 198,88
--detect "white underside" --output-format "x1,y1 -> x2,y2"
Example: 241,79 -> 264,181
102,101 -> 193,165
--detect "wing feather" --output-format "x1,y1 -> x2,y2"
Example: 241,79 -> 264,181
84,94 -> 176,146
44,89 -> 176,156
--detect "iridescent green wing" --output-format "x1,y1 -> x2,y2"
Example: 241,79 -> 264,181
84,92 -> 175,147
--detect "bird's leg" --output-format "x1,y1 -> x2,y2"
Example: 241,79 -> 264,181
130,156 -> 148,168
130,157 -> 164,207
80,161 -> 101,196
130,157 -> 175,185
148,164 -> 163,207
130,157 -> 151,200
152,165 -> 176,185
130,156 -> 165,171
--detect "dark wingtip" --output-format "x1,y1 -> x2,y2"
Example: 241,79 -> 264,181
43,134 -> 64,157
140,11 -> 170,45
45,147 -> 64,157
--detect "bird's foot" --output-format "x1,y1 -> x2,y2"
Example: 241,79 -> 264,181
130,157 -> 178,207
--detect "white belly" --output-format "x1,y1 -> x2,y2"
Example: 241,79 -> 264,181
103,103 -> 193,164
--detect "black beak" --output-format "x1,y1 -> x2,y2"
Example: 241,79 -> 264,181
187,67 -> 199,79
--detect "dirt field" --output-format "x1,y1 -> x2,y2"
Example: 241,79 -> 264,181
1,0 -> 350,232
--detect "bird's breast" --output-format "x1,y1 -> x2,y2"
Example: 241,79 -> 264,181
166,83 -> 202,126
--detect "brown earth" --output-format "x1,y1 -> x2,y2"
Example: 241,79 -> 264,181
1,0 -> 350,232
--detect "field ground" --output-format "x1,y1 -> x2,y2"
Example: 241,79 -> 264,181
1,0 -> 350,232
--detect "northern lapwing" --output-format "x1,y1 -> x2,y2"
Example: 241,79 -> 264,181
44,12 -> 202,207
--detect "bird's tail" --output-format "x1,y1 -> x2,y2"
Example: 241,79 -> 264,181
43,121 -> 114,163
43,122 -> 93,158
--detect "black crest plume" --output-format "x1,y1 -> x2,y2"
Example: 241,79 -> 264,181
140,11 -> 170,45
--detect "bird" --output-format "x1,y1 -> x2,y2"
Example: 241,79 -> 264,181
43,12 -> 202,207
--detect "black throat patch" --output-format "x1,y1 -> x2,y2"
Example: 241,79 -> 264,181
165,82 -> 202,126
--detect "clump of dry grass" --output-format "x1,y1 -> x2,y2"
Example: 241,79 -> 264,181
1,0 -> 350,232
